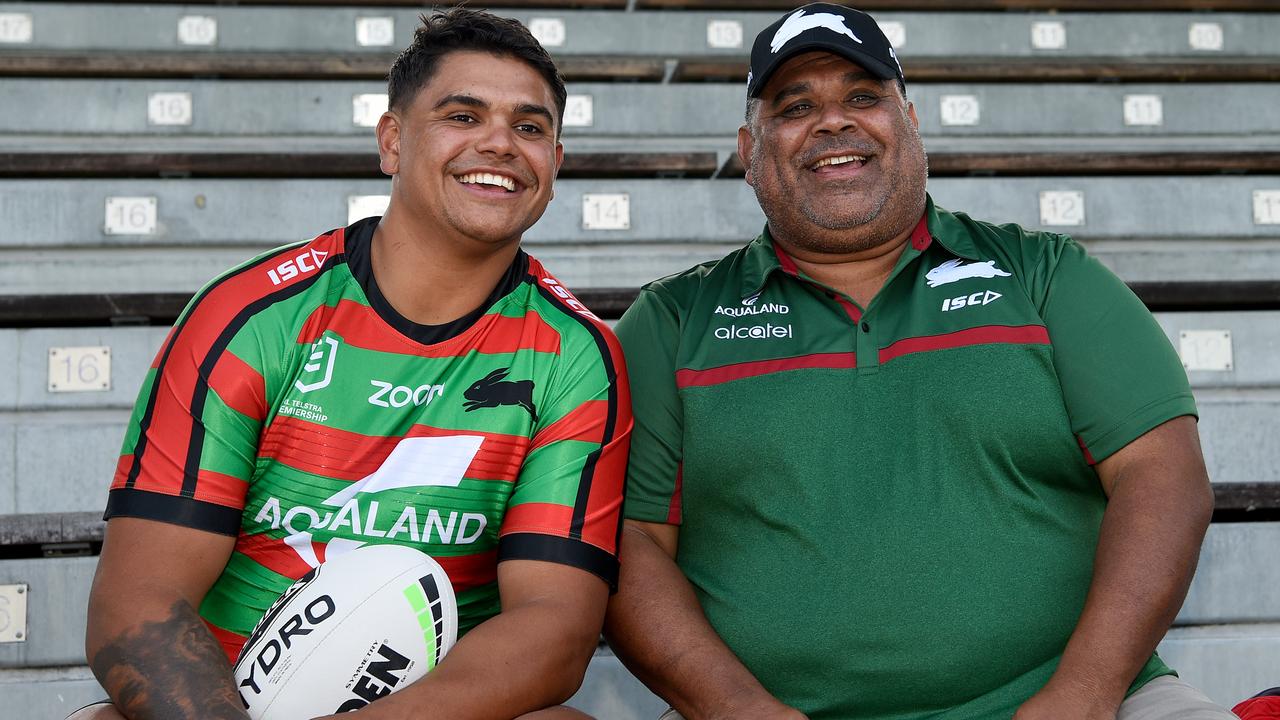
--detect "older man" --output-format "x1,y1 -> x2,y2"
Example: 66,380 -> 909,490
606,4 -> 1230,719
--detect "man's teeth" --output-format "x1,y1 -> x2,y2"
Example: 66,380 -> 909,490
457,172 -> 516,192
812,155 -> 867,169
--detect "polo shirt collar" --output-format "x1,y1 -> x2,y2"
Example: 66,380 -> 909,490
737,194 -> 977,300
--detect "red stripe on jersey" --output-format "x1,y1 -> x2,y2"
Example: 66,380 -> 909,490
258,416 -> 530,484
295,299 -> 561,357
878,325 -> 1051,365
677,352 -> 857,389
130,230 -> 346,497
193,470 -> 251,508
207,350 -> 267,422
235,532 -> 320,580
1076,435 -> 1097,465
529,400 -> 609,452
910,215 -> 932,251
835,295 -> 862,324
500,502 -> 574,537
205,620 -> 248,664
112,454 -> 134,490
667,464 -> 683,525
576,321 -> 632,553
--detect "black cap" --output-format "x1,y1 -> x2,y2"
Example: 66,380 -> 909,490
747,3 -> 904,98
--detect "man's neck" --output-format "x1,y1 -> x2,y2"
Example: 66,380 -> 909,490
370,207 -> 521,327
775,225 -> 915,309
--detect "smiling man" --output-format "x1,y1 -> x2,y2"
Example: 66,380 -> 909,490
78,9 -> 629,720
606,4 -> 1230,719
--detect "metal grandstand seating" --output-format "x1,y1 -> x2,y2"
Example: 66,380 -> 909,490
3,0 -> 1280,715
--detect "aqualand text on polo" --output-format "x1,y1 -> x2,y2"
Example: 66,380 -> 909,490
617,196 -> 1199,720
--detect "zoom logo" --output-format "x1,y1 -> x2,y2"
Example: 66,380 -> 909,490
368,380 -> 445,409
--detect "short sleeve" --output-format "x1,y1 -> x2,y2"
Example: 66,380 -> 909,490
106,297 -> 269,535
498,320 -> 631,589
1041,239 -> 1197,463
614,286 -> 685,524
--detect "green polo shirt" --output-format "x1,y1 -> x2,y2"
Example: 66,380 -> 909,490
617,197 -> 1197,720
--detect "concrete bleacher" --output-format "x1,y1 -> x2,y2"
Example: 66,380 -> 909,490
2,0 -> 1279,716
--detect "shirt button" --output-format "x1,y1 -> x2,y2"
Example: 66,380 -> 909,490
861,321 -> 871,333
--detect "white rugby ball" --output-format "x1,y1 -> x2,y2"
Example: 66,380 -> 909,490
233,544 -> 458,719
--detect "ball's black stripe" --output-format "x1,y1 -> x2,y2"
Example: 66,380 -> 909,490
181,252 -> 346,497
532,281 -> 620,542
124,242 -> 307,490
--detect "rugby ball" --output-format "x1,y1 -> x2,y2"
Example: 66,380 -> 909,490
233,544 -> 458,719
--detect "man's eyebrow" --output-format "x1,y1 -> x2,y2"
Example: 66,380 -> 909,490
769,70 -> 885,105
433,93 -> 487,111
514,103 -> 555,126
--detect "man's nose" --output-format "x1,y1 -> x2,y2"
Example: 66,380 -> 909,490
813,102 -> 858,136
476,121 -> 517,156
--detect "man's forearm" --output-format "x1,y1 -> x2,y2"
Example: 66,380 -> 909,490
604,526 -> 801,720
88,598 -> 249,720
334,594 -> 599,720
1047,462 -> 1213,708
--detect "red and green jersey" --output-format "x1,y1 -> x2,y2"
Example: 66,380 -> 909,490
106,216 -> 631,662
618,197 -> 1195,720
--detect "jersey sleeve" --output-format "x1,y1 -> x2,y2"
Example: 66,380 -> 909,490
1039,237 -> 1197,463
106,288 -> 274,536
498,317 -> 632,589
614,285 -> 685,525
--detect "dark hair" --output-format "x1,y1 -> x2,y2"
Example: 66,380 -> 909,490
388,8 -> 567,134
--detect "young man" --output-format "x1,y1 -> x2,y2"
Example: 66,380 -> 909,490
607,4 -> 1230,719
79,10 -> 629,720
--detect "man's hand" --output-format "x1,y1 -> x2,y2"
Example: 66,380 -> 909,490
86,517 -> 246,720
605,521 -> 805,720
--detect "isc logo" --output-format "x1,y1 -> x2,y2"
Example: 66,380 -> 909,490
336,643 -> 412,712
942,290 -> 1002,312
542,278 -> 600,321
267,248 -> 329,286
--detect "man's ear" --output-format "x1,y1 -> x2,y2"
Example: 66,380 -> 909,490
737,125 -> 755,187
907,101 -> 919,131
376,111 -> 401,176
551,141 -> 564,200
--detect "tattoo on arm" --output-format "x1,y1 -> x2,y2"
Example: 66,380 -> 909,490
89,599 -> 250,720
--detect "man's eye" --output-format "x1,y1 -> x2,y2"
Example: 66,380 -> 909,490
850,94 -> 880,107
781,102 -> 812,116
516,123 -> 544,135
449,113 -> 477,123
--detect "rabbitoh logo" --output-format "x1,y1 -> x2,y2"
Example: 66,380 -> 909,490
771,9 -> 863,53
925,259 -> 1012,288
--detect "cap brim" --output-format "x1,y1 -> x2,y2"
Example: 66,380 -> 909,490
748,40 -> 901,98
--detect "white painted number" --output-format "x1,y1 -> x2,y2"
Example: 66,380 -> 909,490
1254,190 -> 1280,225
0,13 -> 33,43
177,16 -> 217,46
356,17 -> 395,47
563,94 -> 594,128
1179,330 -> 1233,372
352,93 -> 389,127
147,92 -> 193,126
879,21 -> 906,48
1030,21 -> 1067,50
104,196 -> 158,235
1188,22 -> 1224,52
48,347 -> 111,392
528,18 -> 566,47
1039,190 -> 1086,226
706,20 -> 744,49
940,95 -> 980,127
0,585 -> 28,643
582,193 -> 630,231
347,195 -> 390,225
1123,94 -> 1163,127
